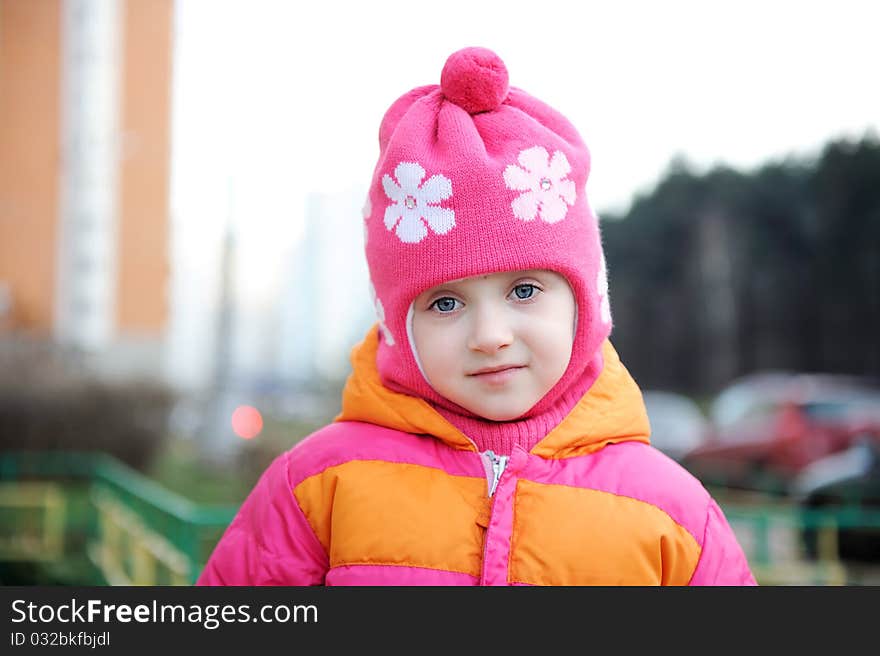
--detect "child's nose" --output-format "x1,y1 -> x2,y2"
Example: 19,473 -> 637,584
466,305 -> 514,353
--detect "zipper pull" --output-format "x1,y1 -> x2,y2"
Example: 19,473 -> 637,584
485,450 -> 509,497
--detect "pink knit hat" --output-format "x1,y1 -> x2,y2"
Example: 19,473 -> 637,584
363,46 -> 612,420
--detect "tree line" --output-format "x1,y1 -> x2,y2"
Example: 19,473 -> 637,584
600,132 -> 880,396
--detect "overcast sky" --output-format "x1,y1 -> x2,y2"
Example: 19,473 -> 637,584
166,0 -> 879,385
173,0 -> 878,209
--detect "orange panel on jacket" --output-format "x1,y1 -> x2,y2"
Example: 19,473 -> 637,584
510,479 -> 701,585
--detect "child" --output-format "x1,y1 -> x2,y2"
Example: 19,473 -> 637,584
197,47 -> 756,586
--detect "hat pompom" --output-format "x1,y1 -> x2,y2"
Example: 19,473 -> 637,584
440,47 -> 509,114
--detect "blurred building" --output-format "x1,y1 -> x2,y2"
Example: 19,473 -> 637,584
277,190 -> 375,386
0,0 -> 174,380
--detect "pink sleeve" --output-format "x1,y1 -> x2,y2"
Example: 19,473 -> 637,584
196,452 -> 329,586
688,499 -> 758,586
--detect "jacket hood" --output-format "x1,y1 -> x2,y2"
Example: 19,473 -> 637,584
335,325 -> 651,458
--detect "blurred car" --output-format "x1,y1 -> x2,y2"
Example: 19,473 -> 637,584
679,372 -> 880,492
642,390 -> 710,462
791,437 -> 880,562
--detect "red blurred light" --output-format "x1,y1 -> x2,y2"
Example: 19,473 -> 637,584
232,405 -> 263,439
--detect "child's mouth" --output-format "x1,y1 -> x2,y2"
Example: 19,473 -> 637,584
469,365 -> 525,385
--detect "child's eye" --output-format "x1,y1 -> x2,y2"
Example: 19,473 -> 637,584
511,284 -> 538,300
430,297 -> 461,313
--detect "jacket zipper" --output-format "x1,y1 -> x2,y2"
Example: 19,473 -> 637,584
479,450 -> 510,585
484,450 -> 509,497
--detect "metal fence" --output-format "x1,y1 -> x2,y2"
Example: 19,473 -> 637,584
0,451 -> 236,585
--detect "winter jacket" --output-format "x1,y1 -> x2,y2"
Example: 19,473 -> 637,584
197,326 -> 757,586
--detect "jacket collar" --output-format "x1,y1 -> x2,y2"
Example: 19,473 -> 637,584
335,325 -> 650,458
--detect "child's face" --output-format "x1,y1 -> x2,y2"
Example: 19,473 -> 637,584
410,269 -> 576,421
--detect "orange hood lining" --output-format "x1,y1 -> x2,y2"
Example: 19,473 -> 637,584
335,325 -> 650,458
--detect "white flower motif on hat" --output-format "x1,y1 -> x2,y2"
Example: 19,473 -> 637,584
598,251 -> 612,324
503,146 -> 577,224
369,281 -> 395,346
362,194 -> 372,220
382,162 -> 455,244
362,194 -> 372,246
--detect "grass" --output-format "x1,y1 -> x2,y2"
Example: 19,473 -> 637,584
146,415 -> 326,506
146,439 -> 251,506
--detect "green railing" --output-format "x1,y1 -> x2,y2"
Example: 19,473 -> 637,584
721,503 -> 880,584
0,451 -> 238,585
1,450 -> 879,585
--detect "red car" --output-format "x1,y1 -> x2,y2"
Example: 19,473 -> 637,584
680,372 -> 880,492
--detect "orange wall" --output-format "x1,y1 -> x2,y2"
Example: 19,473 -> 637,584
116,0 -> 174,334
0,0 -> 62,332
0,0 -> 173,337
